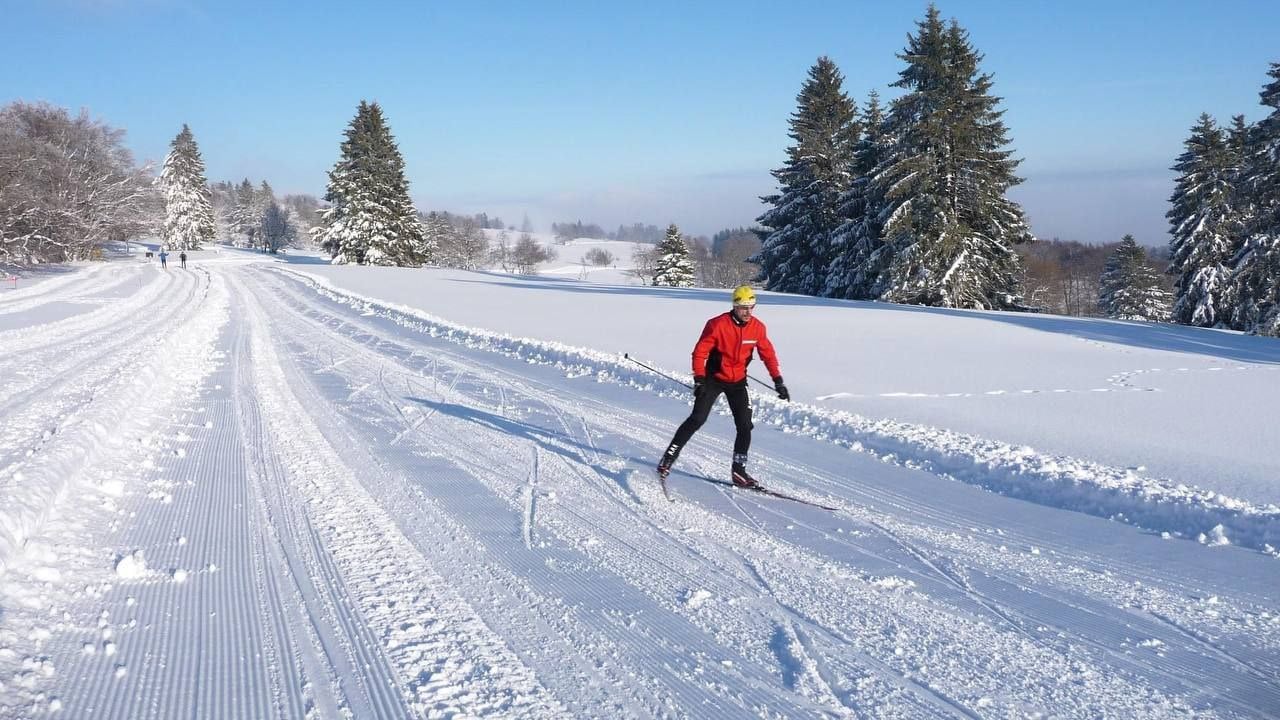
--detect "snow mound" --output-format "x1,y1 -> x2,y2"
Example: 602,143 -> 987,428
683,589 -> 713,609
114,550 -> 149,579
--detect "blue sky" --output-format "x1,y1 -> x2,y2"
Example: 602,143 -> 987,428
4,0 -> 1277,244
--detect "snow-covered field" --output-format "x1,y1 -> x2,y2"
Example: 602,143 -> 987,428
0,248 -> 1277,718
485,230 -> 648,285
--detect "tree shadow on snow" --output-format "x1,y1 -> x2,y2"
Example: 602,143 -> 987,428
275,252 -> 334,266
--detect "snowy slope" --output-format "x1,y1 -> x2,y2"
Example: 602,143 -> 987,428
0,254 -> 1277,719
482,229 -> 649,284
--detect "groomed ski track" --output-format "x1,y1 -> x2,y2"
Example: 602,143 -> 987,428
1,260 -> 1277,718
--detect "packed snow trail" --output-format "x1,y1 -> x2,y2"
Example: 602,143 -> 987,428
0,260 -> 1275,718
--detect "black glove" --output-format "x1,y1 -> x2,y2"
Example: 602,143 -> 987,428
693,376 -> 706,400
773,376 -> 790,401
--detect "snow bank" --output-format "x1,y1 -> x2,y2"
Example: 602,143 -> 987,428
278,268 -> 1280,553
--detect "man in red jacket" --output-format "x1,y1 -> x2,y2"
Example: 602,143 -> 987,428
657,285 -> 790,488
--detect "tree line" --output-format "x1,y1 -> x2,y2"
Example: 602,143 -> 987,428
5,7 -> 1275,337
752,6 -> 1034,310
629,224 -> 761,289
1017,237 -> 1172,320
1165,63 -> 1280,336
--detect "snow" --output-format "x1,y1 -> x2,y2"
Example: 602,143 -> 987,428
484,229 -> 650,284
112,552 -> 149,580
0,248 -> 1277,718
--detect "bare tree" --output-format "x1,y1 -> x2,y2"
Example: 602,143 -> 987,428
584,247 -> 614,266
489,229 -> 516,272
511,232 -> 556,274
259,200 -> 296,254
698,230 -> 761,288
630,245 -> 659,285
433,215 -> 490,269
0,101 -> 155,264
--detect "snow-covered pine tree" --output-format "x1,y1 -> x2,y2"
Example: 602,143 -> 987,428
434,216 -> 489,270
1099,235 -> 1172,321
825,90 -> 889,299
314,101 -> 428,266
158,124 -> 215,251
256,180 -> 275,252
208,181 -> 238,244
753,56 -> 859,296
420,212 -> 451,266
231,179 -> 258,247
1227,63 -> 1280,336
651,223 -> 697,287
1166,114 -> 1239,327
872,8 -> 1033,309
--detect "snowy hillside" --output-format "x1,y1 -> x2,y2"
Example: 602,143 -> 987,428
482,229 -> 649,284
1,249 -> 1277,718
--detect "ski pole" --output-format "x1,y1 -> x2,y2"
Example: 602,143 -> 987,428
623,353 -> 692,389
746,373 -> 776,392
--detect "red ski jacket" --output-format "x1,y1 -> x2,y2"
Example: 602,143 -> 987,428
691,312 -> 781,384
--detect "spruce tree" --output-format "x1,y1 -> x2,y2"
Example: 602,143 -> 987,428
232,179 -> 259,247
651,224 -> 697,287
1099,235 -> 1172,321
825,90 -> 889,299
872,7 -> 1033,309
1166,114 -> 1238,327
1227,63 -> 1280,335
315,101 -> 428,266
753,56 -> 859,296
158,124 -> 215,251
256,180 -> 275,251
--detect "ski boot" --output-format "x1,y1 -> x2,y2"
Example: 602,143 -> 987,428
731,454 -> 758,489
657,443 -> 680,479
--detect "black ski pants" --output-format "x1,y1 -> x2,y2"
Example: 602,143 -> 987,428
669,378 -> 754,456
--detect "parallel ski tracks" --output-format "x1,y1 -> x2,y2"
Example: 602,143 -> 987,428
249,269 -> 826,716
234,270 -> 566,718
13,262 -> 1277,717
246,267 -> 1252,717
0,269 -> 200,472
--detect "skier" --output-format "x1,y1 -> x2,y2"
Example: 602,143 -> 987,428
657,285 -> 789,488
179,251 -> 187,269
158,249 -> 168,269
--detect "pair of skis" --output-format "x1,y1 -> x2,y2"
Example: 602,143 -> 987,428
657,468 -> 838,512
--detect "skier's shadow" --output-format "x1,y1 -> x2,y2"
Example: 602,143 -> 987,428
406,397 -> 649,501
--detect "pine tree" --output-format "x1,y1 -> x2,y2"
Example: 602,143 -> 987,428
1099,235 -> 1172,321
255,180 -> 275,251
753,56 -> 860,296
872,7 -> 1033,309
315,101 -> 428,266
232,179 -> 258,247
651,223 -> 697,287
1166,114 -> 1239,327
209,181 -> 238,244
158,124 -> 215,251
420,212 -> 450,266
825,90 -> 889,299
1227,63 -> 1280,336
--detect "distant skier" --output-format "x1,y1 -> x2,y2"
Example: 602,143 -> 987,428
657,285 -> 789,488
158,250 -> 168,269
179,251 -> 187,268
